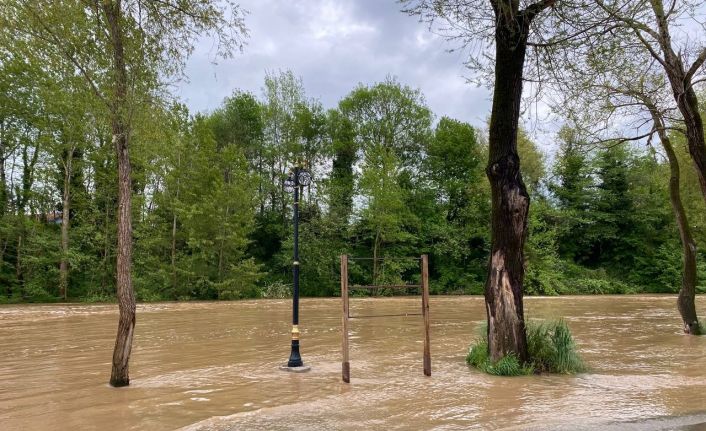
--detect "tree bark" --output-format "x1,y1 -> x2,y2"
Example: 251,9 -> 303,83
650,108 -> 701,334
171,153 -> 180,294
484,8 -> 533,363
102,199 -> 110,293
675,85 -> 706,204
218,205 -> 230,284
650,0 -> 706,204
0,121 -> 7,217
171,211 -> 177,290
664,139 -> 700,335
104,0 -> 136,388
59,147 -> 74,301
373,229 -> 381,296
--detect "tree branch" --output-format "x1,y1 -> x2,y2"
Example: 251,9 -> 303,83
523,0 -> 556,21
685,48 -> 706,83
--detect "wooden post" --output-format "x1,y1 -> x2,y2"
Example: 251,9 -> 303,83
421,254 -> 431,376
341,254 -> 350,383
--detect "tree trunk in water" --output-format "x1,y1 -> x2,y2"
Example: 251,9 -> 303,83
484,16 -> 531,363
667,143 -> 700,335
59,148 -> 73,301
104,0 -> 135,388
652,111 -> 701,334
110,128 -> 135,387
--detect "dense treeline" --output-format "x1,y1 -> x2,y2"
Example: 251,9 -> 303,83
1,65 -> 704,302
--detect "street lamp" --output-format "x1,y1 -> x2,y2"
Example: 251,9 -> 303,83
283,165 -> 312,370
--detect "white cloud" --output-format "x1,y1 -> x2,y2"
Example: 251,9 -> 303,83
307,1 -> 377,40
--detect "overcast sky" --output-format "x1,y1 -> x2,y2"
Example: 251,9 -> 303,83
177,0 -> 493,128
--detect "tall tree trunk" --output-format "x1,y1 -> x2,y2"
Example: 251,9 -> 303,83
0,121 -> 7,217
651,108 -> 701,334
59,147 -> 74,301
218,206 -> 230,284
484,13 -> 532,363
258,149 -> 264,215
171,211 -> 177,290
15,232 -> 22,295
18,136 -> 39,213
676,86 -> 706,203
372,229 -> 381,296
102,200 -> 110,293
171,153 -> 180,294
330,138 -> 356,224
650,0 -> 706,204
104,0 -> 136,388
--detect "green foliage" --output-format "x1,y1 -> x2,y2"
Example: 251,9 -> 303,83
466,320 -> 586,376
527,320 -> 587,374
524,200 -> 566,296
0,52 -> 704,304
466,339 -> 534,376
261,280 -> 292,299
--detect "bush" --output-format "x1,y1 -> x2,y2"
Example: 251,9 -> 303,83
261,280 -> 291,299
466,319 -> 586,376
81,291 -> 115,303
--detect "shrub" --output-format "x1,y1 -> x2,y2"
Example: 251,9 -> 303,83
261,280 -> 291,299
466,319 -> 586,376
528,319 -> 586,373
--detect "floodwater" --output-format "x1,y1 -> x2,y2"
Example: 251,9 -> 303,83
1,296 -> 705,430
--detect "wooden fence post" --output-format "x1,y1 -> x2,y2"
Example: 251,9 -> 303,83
341,254 -> 350,383
421,254 -> 431,376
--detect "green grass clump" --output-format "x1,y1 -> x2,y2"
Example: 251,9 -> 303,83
466,319 -> 586,376
466,339 -> 534,376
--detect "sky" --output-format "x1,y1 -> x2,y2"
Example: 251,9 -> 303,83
176,0 -> 493,128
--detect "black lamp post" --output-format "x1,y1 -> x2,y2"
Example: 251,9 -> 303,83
283,165 -> 311,369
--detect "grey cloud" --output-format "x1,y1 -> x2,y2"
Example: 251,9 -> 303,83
176,0 -> 492,127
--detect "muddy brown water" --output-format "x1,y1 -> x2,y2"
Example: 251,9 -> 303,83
1,296 -> 705,430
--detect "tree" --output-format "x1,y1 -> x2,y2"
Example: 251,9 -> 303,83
403,0 -> 571,362
339,77 -> 431,172
426,117 -> 489,293
339,78 -> 432,283
554,28 -> 702,333
517,129 -> 546,195
594,0 -> 706,205
327,109 -> 357,225
1,0 -> 247,386
549,127 -> 595,262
